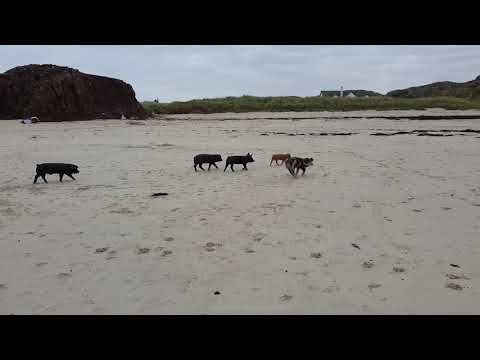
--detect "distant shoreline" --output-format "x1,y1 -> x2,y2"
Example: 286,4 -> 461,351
3,109 -> 480,122
158,114 -> 480,122
4,108 -> 480,123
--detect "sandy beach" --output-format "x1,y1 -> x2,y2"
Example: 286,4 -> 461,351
1,110 -> 480,314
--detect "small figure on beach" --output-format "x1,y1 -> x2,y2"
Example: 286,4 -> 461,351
20,116 -> 39,124
285,157 -> 313,177
34,163 -> 79,184
224,153 -> 254,172
193,154 -> 223,171
270,153 -> 291,166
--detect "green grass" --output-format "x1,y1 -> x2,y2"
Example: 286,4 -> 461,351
142,95 -> 480,116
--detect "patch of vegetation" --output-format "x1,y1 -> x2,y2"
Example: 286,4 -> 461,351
142,95 -> 480,116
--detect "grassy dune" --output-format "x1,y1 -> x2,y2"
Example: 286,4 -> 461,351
142,95 -> 480,116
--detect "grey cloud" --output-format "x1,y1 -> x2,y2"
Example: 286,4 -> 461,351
1,45 -> 479,101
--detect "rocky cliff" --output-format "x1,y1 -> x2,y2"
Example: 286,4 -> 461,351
0,64 -> 146,121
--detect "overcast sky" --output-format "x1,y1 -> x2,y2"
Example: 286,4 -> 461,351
1,45 -> 479,102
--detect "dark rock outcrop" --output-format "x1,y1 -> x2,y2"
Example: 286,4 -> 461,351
0,64 -> 146,121
387,75 -> 480,99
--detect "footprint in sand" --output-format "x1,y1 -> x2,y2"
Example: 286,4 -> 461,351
35,262 -> 48,267
253,234 -> 264,242
322,285 -> 340,293
95,247 -> 109,253
0,284 -> 7,290
164,236 -> 175,242
161,250 -> 173,257
105,250 -> 118,260
110,208 -> 135,215
56,272 -> 72,279
137,248 -> 150,255
205,244 -> 216,252
445,282 -> 463,291
310,252 -> 323,259
391,242 -> 410,253
368,283 -> 382,291
205,242 -> 222,252
445,273 -> 470,280
295,271 -> 309,277
392,266 -> 406,273
363,260 -> 375,269
280,294 -> 293,302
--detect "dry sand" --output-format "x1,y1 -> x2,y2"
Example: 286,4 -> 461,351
1,110 -> 480,314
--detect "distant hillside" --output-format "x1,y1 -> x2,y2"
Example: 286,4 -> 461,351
142,95 -> 480,115
387,75 -> 480,99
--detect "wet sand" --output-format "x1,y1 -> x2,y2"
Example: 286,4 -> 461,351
1,111 -> 480,314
